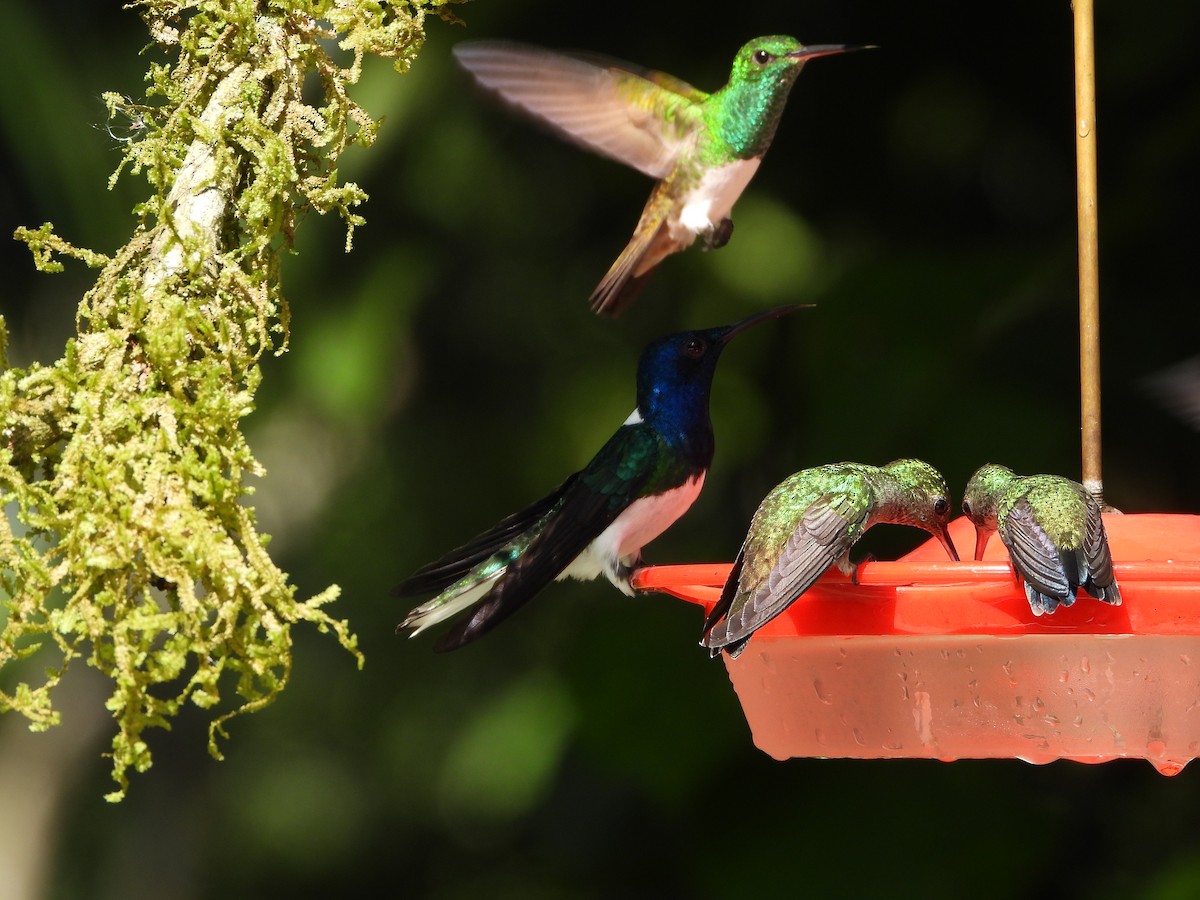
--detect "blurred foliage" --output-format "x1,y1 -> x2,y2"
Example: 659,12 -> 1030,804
2,0 -> 1199,897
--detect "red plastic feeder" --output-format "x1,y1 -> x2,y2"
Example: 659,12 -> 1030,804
633,513 -> 1200,775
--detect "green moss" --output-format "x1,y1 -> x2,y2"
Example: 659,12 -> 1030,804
2,0 -> 465,800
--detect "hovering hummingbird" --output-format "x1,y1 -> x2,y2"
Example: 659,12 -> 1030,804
453,36 -> 867,316
1144,354 -> 1200,431
961,464 -> 1122,616
394,305 -> 801,650
701,459 -> 960,658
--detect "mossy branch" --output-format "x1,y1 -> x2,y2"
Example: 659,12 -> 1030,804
2,0 -> 464,800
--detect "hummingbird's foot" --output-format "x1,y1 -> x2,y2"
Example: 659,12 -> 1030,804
614,556 -> 644,594
849,553 -> 877,585
702,217 -> 734,251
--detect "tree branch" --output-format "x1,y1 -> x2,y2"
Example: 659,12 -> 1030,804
2,0 -> 464,800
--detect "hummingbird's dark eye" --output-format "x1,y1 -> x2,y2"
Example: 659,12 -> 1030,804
962,500 -> 972,516
682,338 -> 707,358
934,498 -> 948,516
753,49 -> 772,65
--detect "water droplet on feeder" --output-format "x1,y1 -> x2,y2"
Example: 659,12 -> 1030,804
813,678 -> 833,704
1002,659 -> 1016,687
1016,754 -> 1045,766
1151,759 -> 1190,777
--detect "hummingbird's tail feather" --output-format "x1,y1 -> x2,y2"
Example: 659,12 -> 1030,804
433,585 -> 526,651
399,574 -> 502,638
590,211 -> 669,317
432,537 -> 588,651
1023,583 -> 1068,616
1019,546 -> 1121,615
397,536 -> 562,652
402,465 -> 638,650
590,261 -> 654,318
434,472 -> 644,649
1089,580 -> 1122,605
398,537 -> 544,650
391,478 -> 574,596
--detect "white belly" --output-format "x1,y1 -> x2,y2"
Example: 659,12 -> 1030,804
676,158 -> 761,238
557,472 -> 707,594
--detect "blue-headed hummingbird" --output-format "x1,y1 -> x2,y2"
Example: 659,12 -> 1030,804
395,306 -> 802,650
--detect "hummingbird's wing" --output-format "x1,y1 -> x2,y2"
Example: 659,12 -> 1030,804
1002,499 -> 1074,603
1144,354 -> 1200,430
703,487 -> 870,654
454,41 -> 708,179
433,425 -> 674,650
1081,496 -> 1121,603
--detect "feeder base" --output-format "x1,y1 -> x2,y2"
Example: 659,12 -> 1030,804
726,631 -> 1197,775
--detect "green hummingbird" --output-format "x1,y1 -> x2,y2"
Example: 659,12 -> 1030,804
453,36 -> 867,316
961,464 -> 1122,616
701,459 -> 960,658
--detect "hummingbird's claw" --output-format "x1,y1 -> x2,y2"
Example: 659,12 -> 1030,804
702,218 -> 734,251
850,553 -> 877,586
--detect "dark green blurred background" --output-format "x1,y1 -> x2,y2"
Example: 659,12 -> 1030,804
3,2 -> 1200,898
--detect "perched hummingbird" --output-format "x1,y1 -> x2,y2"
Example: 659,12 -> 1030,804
961,464 -> 1122,616
701,459 -> 960,658
453,37 -> 866,316
394,305 -> 801,651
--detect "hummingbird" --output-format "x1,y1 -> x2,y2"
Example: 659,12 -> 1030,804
961,464 -> 1122,616
394,305 -> 801,651
453,36 -> 867,316
1144,354 -> 1200,431
701,459 -> 960,658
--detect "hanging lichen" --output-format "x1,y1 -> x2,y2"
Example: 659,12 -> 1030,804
2,0 -> 464,800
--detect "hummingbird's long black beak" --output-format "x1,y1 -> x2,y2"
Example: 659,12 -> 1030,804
935,524 -> 961,562
718,304 -> 810,345
788,43 -> 876,62
972,525 -> 991,562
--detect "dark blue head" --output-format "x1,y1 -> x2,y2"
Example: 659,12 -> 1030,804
635,305 -> 802,455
